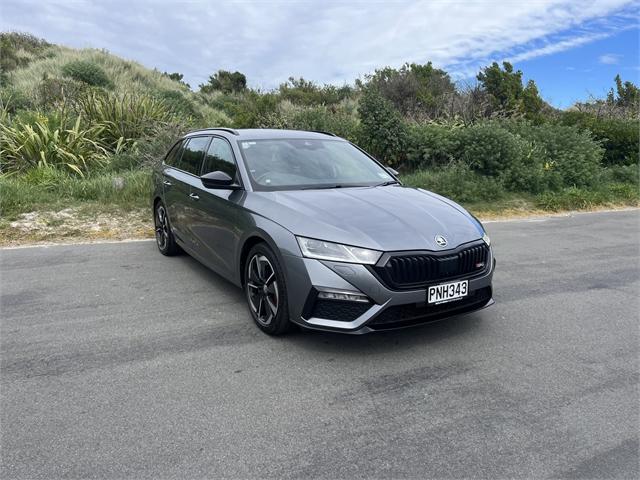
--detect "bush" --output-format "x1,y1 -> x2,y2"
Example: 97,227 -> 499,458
0,86 -> 34,114
601,164 -> 640,185
406,122 -> 461,168
506,121 -> 603,187
402,163 -> 506,203
357,88 -> 408,165
278,77 -> 354,106
36,76 -> 88,108
61,60 -> 112,88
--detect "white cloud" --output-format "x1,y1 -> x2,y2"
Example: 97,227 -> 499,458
599,53 -> 623,64
0,0 -> 637,88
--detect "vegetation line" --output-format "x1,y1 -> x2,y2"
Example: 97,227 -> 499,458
1,32 -> 638,244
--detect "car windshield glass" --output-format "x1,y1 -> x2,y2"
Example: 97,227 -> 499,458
238,139 -> 394,191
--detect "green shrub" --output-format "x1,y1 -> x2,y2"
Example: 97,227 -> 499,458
506,121 -> 603,187
254,102 -> 359,141
406,122 -> 461,168
61,60 -> 112,88
36,76 -> 88,108
278,77 -> 354,106
402,163 -> 506,203
601,164 -> 640,185
0,86 -> 34,114
560,112 -> 638,166
357,88 -> 408,165
456,122 -> 523,177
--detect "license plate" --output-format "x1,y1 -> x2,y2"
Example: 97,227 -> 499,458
427,280 -> 468,304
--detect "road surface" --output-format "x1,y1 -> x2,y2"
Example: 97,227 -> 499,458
1,210 -> 638,479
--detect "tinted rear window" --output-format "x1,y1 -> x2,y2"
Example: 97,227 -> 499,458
176,136 -> 211,175
164,141 -> 184,167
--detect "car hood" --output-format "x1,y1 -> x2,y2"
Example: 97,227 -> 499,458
246,186 -> 485,252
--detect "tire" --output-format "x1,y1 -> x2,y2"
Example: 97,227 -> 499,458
154,201 -> 180,256
244,243 -> 292,335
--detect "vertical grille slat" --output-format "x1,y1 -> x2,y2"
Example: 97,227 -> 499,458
374,242 -> 490,290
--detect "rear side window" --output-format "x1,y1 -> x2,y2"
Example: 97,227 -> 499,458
176,136 -> 211,175
164,141 -> 184,166
202,137 -> 238,179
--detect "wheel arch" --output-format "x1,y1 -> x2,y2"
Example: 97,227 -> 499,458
237,223 -> 299,288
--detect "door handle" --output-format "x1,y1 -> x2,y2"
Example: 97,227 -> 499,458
189,193 -> 200,201
163,180 -> 172,186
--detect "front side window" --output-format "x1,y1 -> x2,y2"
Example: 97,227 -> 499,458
202,137 -> 238,179
176,136 -> 211,175
239,139 -> 393,191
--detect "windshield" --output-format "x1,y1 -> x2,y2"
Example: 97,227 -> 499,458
238,138 -> 394,191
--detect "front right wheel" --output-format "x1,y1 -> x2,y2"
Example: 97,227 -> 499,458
244,243 -> 292,335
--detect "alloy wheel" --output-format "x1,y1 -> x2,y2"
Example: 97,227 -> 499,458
246,254 -> 279,326
155,205 -> 169,251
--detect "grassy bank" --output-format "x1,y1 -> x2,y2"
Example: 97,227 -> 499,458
1,167 -> 637,246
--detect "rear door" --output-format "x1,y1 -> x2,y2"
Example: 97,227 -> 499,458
163,136 -> 211,248
189,136 -> 244,279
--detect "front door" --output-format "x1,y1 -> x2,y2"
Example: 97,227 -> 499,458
189,136 -> 244,280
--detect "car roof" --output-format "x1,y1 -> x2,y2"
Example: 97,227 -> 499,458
183,128 -> 345,141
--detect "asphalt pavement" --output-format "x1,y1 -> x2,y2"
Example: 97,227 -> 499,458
1,209 -> 638,479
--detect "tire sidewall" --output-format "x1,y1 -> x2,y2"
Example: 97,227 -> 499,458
154,201 -> 178,256
244,243 -> 290,334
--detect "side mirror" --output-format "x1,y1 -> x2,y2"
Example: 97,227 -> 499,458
386,167 -> 399,177
201,171 -> 236,189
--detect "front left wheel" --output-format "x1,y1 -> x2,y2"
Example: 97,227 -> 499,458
244,243 -> 292,335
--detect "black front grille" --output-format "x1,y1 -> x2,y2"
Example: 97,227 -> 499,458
368,287 -> 492,330
372,242 -> 489,290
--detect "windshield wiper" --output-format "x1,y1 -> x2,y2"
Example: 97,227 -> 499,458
301,184 -> 347,190
374,180 -> 401,187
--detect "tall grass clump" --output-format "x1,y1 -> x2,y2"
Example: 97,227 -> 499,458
75,90 -> 174,151
0,114 -> 108,175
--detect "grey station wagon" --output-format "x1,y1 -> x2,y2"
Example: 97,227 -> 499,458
152,128 -> 495,334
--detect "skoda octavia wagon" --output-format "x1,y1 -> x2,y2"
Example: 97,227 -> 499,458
152,128 -> 495,334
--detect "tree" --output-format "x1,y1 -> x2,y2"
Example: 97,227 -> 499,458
363,62 -> 455,119
477,61 -> 544,119
199,70 -> 247,94
608,74 -> 640,108
521,80 -> 544,120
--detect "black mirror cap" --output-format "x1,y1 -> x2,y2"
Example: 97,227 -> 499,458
201,171 -> 237,189
386,167 -> 399,177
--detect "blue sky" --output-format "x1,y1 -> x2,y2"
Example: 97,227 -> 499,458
1,0 -> 638,107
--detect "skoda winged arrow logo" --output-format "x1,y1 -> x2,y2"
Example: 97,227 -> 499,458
435,235 -> 448,247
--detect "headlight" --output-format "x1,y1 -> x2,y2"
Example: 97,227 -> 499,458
482,233 -> 491,246
296,236 -> 382,264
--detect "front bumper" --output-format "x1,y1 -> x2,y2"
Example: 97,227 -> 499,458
282,247 -> 495,334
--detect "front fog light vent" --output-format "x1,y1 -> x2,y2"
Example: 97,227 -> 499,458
317,291 -> 369,303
